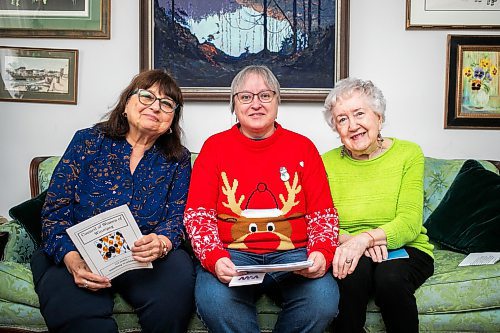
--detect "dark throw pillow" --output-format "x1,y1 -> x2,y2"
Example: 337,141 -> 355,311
8,190 -> 47,247
425,160 -> 500,254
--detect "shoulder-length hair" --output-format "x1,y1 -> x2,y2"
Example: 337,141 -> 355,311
96,69 -> 185,161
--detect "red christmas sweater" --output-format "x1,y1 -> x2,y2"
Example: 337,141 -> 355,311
184,123 -> 339,274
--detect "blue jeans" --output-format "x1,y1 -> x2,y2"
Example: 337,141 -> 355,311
195,248 -> 339,333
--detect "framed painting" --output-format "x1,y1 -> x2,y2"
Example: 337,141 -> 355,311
0,0 -> 110,39
0,46 -> 78,104
445,35 -> 500,129
140,0 -> 349,101
406,0 -> 500,30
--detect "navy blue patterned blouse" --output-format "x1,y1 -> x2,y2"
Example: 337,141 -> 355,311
41,126 -> 191,264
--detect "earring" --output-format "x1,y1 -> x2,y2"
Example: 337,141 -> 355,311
377,132 -> 384,146
167,128 -> 172,134
122,112 -> 127,118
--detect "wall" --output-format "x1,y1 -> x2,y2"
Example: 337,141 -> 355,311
1,0 -> 499,217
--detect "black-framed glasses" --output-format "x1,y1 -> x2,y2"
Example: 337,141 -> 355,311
233,90 -> 276,104
133,89 -> 178,114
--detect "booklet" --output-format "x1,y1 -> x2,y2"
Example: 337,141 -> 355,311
230,260 -> 313,287
66,204 -> 152,279
384,248 -> 409,261
458,252 -> 500,267
235,260 -> 313,273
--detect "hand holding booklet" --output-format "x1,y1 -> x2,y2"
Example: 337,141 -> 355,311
66,204 -> 152,279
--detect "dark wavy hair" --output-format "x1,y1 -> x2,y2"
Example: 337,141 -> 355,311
96,69 -> 185,161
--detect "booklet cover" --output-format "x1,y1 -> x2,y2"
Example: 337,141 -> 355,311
66,204 -> 152,279
384,248 -> 409,261
235,260 -> 313,273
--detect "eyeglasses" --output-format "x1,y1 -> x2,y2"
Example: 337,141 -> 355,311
233,90 -> 276,104
133,89 -> 178,114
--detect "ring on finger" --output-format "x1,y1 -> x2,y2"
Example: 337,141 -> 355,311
345,258 -> 353,264
83,280 -> 89,289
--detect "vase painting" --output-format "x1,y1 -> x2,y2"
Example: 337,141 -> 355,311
461,50 -> 499,113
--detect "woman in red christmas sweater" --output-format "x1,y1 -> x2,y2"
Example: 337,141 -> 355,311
184,65 -> 340,333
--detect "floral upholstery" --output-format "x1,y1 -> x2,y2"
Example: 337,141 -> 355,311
0,157 -> 499,332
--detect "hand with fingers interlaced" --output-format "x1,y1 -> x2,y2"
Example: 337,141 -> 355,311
132,233 -> 171,263
63,251 -> 111,291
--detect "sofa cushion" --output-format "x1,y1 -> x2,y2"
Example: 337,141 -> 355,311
423,158 -> 499,222
0,219 -> 36,263
425,160 -> 500,254
9,191 -> 46,248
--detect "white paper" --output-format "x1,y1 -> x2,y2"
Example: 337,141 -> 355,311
66,204 -> 152,279
458,252 -> 500,267
229,273 -> 266,287
235,260 -> 313,273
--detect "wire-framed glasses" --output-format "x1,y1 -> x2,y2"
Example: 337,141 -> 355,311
233,90 -> 276,104
133,89 -> 178,114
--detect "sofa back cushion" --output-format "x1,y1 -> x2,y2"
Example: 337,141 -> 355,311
423,158 -> 499,222
424,160 -> 500,253
8,190 -> 47,247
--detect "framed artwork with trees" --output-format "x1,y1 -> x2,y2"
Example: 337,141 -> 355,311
140,0 -> 349,101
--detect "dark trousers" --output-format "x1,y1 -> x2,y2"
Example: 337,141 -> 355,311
333,247 -> 434,333
31,247 -> 195,333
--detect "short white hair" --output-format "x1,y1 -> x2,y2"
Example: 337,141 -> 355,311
323,77 -> 386,131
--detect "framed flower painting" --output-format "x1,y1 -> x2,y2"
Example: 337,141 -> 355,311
445,35 -> 500,129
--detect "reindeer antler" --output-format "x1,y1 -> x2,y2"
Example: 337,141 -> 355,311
221,172 -> 244,216
279,172 -> 302,215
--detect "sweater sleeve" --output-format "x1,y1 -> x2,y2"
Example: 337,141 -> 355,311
302,142 -> 339,268
378,146 -> 425,249
183,140 -> 229,274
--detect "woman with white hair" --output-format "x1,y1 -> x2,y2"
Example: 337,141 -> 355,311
322,77 -> 434,333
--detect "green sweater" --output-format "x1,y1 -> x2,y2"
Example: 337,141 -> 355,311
322,138 -> 434,258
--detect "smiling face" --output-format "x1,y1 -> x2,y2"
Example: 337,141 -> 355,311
125,84 -> 174,139
332,92 -> 382,158
234,73 -> 278,139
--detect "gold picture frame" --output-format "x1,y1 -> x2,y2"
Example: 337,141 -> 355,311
406,0 -> 500,30
445,35 -> 500,129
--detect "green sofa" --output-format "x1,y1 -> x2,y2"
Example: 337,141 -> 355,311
0,156 -> 499,333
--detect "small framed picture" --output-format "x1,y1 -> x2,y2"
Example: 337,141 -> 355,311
0,0 -> 110,39
0,46 -> 78,104
406,0 -> 500,30
445,35 -> 500,129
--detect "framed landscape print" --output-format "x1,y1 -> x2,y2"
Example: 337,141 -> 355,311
445,35 -> 500,129
0,0 -> 110,39
140,0 -> 349,101
0,46 -> 78,104
406,0 -> 500,30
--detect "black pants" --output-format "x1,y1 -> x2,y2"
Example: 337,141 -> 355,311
31,248 -> 195,333
333,247 -> 434,333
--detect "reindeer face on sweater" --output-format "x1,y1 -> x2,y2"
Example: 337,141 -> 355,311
218,170 -> 304,251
